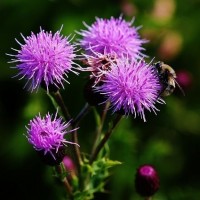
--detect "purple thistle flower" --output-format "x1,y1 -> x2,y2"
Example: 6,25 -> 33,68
96,58 -> 164,122
135,164 -> 160,197
78,16 -> 147,60
26,111 -> 79,161
8,27 -> 78,92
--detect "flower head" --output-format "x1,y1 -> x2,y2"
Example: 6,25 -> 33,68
135,164 -> 160,197
78,16 -> 147,60
8,27 -> 78,92
26,111 -> 79,162
96,58 -> 164,121
82,52 -> 117,85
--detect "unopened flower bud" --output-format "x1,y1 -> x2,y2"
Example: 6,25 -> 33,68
62,155 -> 77,178
135,164 -> 160,197
176,70 -> 192,90
63,155 -> 76,172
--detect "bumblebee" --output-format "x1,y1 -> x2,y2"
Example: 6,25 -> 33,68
154,61 -> 185,97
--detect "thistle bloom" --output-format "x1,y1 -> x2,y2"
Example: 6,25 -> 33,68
78,16 -> 147,60
96,58 -> 164,122
135,164 -> 160,197
8,28 -> 78,92
26,112 -> 79,162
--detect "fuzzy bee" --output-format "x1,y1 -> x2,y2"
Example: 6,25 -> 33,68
154,61 -> 185,97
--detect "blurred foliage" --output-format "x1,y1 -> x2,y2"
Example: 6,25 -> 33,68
1,0 -> 200,199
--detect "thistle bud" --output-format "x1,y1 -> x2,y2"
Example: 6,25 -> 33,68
176,70 -> 192,90
63,155 -> 77,178
135,164 -> 160,197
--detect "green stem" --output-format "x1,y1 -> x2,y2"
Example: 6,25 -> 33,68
55,164 -> 74,200
72,103 -> 91,126
72,103 -> 91,168
49,91 -> 71,121
91,101 -> 110,157
71,128 -> 82,166
48,91 -> 83,179
89,114 -> 122,164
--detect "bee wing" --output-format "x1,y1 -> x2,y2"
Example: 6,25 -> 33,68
174,78 -> 185,96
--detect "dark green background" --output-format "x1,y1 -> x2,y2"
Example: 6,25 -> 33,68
1,0 -> 200,199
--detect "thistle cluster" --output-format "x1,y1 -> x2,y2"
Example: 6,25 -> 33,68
7,15 -> 175,199
79,16 -> 165,122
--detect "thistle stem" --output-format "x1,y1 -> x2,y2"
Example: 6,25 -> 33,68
91,101 -> 110,157
72,103 -> 91,126
90,114 -> 122,164
49,91 -> 71,122
55,164 -> 73,200
63,178 -> 73,199
71,128 -> 82,165
48,91 -> 83,179
72,103 -> 91,169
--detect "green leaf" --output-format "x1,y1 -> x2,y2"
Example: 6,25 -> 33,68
73,156 -> 122,199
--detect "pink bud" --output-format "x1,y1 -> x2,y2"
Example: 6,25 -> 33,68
63,156 -> 76,172
135,164 -> 160,197
176,70 -> 192,90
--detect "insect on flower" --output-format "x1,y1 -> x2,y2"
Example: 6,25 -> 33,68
154,61 -> 185,97
95,58 -> 164,122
